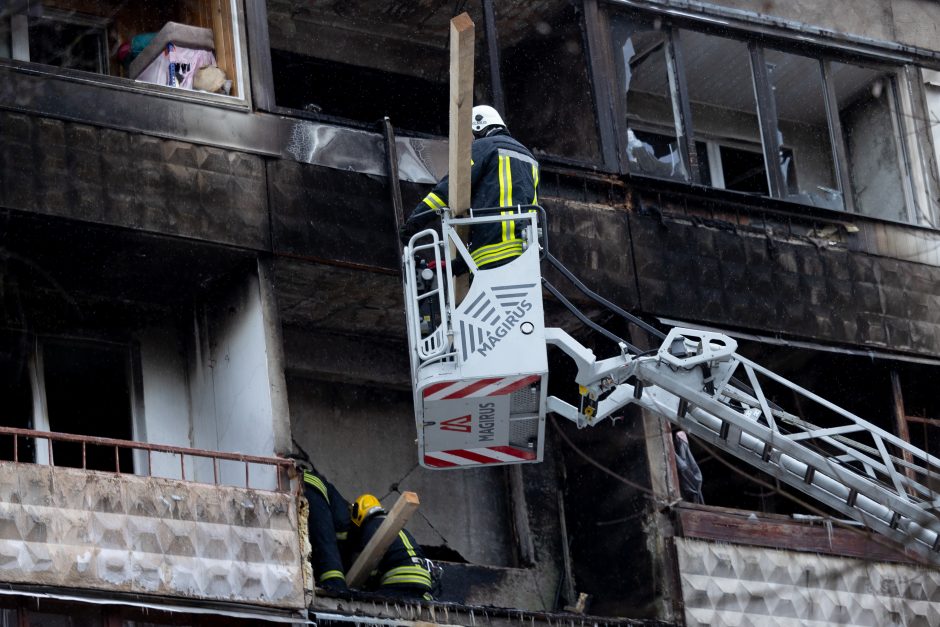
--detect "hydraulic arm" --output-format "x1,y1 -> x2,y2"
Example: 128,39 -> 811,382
401,206 -> 940,564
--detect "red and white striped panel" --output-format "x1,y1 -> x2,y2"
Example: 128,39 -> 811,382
424,446 -> 537,468
422,374 -> 540,401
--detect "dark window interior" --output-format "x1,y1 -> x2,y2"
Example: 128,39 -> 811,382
718,145 -> 770,195
266,1 -> 488,135
43,340 -> 133,473
0,330 -> 34,462
271,50 -> 449,134
28,13 -> 107,73
498,0 -> 601,162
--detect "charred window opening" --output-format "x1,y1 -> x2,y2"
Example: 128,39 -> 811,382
496,0 -> 601,163
0,330 -> 33,461
266,0 -> 489,135
0,1 -> 242,97
41,339 -> 134,473
607,8 -> 923,222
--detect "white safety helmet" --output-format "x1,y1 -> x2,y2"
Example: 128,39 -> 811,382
471,105 -> 505,135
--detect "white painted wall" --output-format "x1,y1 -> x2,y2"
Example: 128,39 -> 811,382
137,326 -> 193,480
188,271 -> 279,490
131,268 -> 285,490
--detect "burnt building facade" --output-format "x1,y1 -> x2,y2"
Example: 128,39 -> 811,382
1,0 -> 940,625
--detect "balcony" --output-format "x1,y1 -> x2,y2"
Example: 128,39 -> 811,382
0,426 -> 305,610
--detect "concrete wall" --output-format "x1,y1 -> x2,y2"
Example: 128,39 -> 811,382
0,462 -> 304,608
287,377 -> 516,567
676,537 -> 940,626
700,0 -> 940,52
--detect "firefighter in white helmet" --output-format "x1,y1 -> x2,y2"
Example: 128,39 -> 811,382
401,105 -> 541,271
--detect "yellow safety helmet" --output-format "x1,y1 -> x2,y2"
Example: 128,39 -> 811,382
351,494 -> 385,527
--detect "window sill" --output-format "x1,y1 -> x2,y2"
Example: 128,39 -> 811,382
674,501 -> 918,564
627,170 -> 939,233
0,58 -> 250,112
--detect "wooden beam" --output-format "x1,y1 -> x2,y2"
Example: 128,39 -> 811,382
448,12 -> 475,217
676,503 -> 913,564
890,370 -> 918,490
346,492 -> 420,588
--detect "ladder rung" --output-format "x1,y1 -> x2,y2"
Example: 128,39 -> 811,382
761,443 -> 773,462
677,399 -> 689,419
719,420 -> 730,440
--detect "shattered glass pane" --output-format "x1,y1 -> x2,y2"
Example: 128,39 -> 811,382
830,61 -> 909,221
610,14 -> 687,180
764,49 -> 843,210
679,30 -> 766,194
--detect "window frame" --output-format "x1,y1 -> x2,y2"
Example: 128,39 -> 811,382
21,334 -> 145,473
599,1 -> 934,225
0,0 -> 252,108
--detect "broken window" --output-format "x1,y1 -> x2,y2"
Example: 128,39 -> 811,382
763,49 -> 842,209
604,7 -> 927,223
496,0 -> 601,162
611,14 -> 686,180
0,1 -> 241,97
266,1 -> 488,135
830,62 -> 910,221
680,30 -> 766,194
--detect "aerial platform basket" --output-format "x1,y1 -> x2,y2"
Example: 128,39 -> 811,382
403,207 -> 548,469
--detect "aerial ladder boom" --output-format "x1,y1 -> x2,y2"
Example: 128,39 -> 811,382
402,208 -> 940,564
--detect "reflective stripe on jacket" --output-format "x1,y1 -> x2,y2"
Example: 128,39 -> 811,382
405,131 -> 540,268
359,517 -> 432,591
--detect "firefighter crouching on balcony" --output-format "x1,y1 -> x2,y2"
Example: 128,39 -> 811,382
350,494 -> 436,601
400,105 -> 540,272
298,465 -> 352,592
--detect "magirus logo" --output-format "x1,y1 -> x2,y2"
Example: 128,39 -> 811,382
458,284 -> 537,360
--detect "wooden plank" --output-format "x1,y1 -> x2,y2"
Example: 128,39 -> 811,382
447,12 -> 475,216
890,370 -> 918,489
676,504 -> 912,564
346,492 -> 420,588
447,13 -> 474,300
210,0 -> 237,97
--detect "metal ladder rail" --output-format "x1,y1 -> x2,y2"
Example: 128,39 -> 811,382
404,230 -> 451,362
633,357 -> 940,563
715,357 -> 940,505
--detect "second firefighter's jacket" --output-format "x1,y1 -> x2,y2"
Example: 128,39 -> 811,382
303,470 -> 352,586
357,514 -> 432,591
406,130 -> 540,269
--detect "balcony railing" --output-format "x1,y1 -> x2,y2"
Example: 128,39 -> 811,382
0,425 -> 294,492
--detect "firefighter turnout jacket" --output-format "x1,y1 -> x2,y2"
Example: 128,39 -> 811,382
404,130 -> 540,270
303,471 -> 352,590
356,513 -> 433,599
